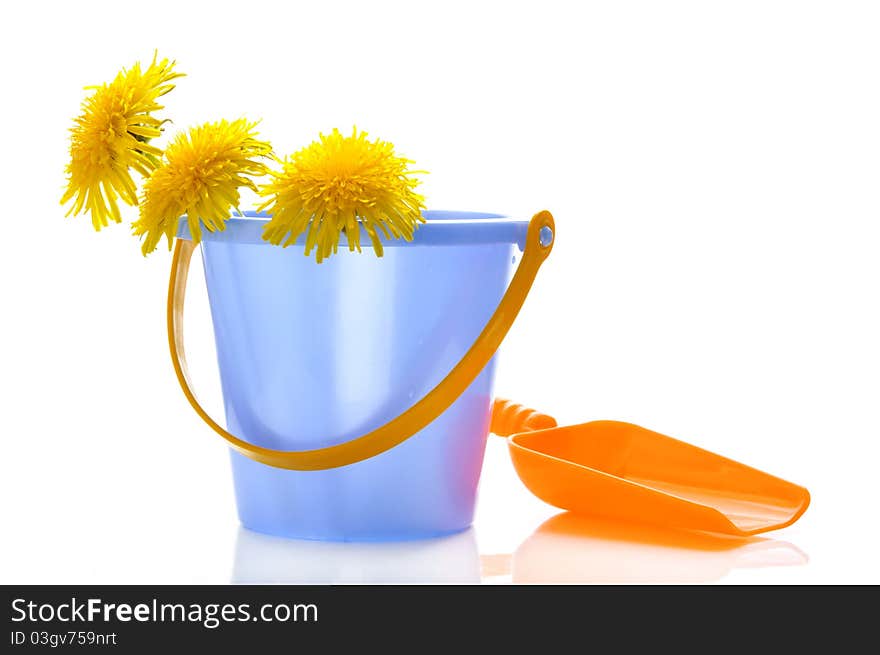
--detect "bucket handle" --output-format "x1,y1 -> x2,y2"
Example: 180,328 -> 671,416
167,210 -> 555,470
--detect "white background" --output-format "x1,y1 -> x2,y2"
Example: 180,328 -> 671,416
1,0 -> 878,583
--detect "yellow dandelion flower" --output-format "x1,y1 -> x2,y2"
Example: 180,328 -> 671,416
133,118 -> 272,255
61,54 -> 183,230
258,127 -> 426,263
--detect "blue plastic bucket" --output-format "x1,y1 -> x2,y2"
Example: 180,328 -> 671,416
177,210 -> 530,541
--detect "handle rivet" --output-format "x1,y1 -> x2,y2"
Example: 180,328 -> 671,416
539,225 -> 554,248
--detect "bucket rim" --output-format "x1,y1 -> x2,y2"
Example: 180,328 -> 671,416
176,210 -> 531,249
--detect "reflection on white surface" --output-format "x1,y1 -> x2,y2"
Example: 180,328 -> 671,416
232,513 -> 808,585
499,512 -> 808,584
232,527 -> 481,584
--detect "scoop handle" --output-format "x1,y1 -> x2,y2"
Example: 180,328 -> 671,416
491,399 -> 557,436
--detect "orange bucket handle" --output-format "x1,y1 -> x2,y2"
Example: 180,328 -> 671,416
167,210 -> 555,470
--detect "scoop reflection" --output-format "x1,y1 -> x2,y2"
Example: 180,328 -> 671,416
495,513 -> 808,584
232,527 -> 481,584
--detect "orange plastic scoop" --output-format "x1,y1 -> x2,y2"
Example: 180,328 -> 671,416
491,400 -> 810,536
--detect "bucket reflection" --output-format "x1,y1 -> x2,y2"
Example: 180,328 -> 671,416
232,527 -> 481,584
505,513 -> 808,584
